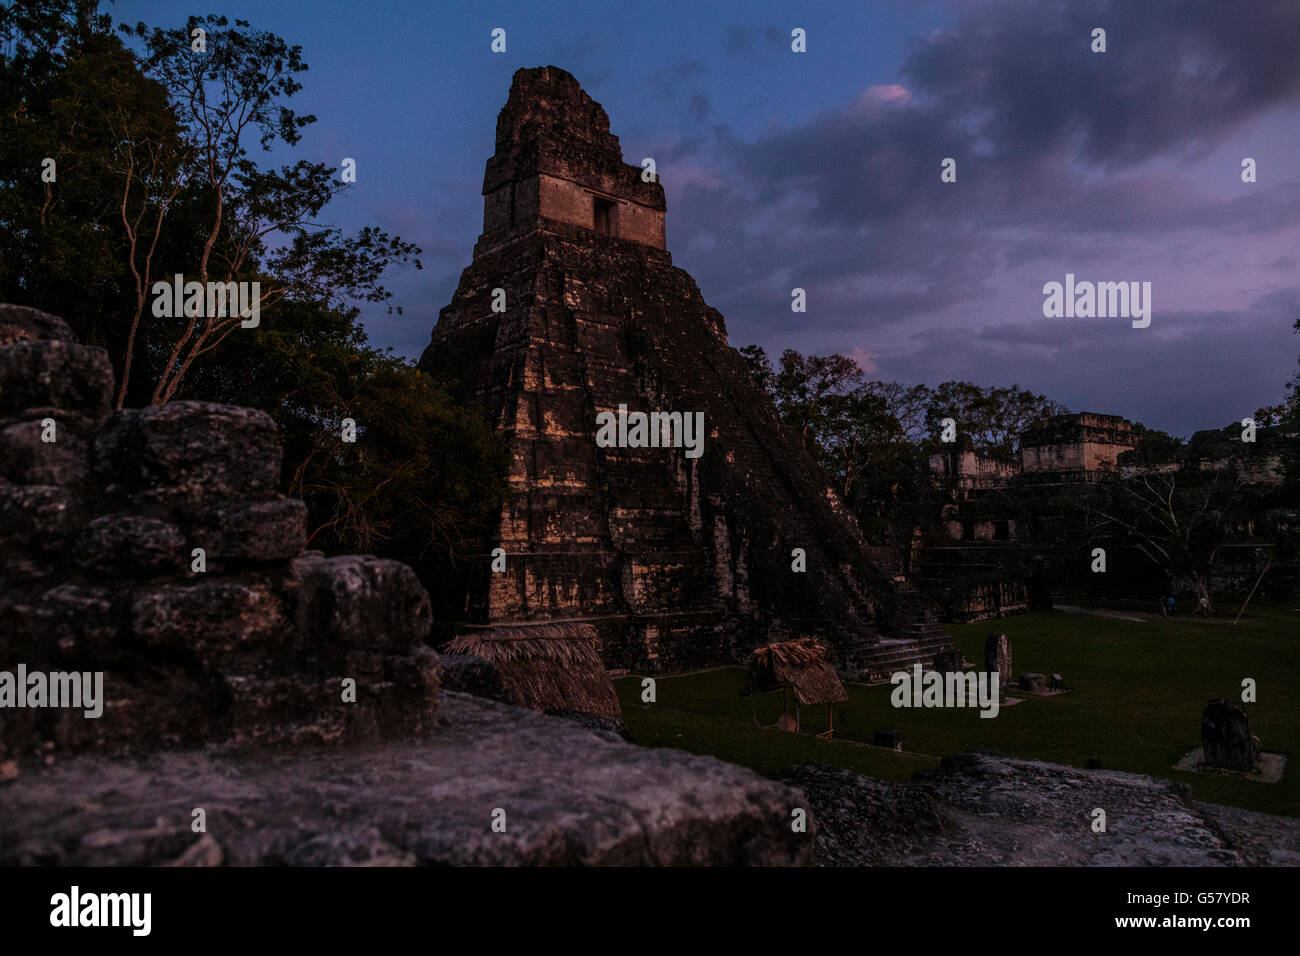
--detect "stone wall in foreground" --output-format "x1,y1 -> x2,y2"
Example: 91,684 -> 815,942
0,304 -> 439,762
0,691 -> 814,866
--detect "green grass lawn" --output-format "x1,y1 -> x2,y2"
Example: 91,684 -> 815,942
613,603 -> 1300,817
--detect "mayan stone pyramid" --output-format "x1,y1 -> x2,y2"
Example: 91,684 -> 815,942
420,66 -> 932,673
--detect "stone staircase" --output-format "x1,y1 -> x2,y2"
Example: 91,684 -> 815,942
838,591 -> 960,685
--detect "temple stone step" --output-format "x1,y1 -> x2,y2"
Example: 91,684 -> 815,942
846,634 -> 959,685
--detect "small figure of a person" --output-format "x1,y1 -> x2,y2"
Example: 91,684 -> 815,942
1160,596 -> 1168,618
1164,595 -> 1177,617
1196,595 -> 1212,617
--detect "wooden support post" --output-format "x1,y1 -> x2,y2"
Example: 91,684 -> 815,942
1233,558 -> 1272,628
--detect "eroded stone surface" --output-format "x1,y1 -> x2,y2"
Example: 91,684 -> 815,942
94,401 -> 281,506
0,340 -> 113,417
777,752 -> 1300,866
0,415 -> 92,485
130,579 -> 291,672
0,484 -> 79,581
76,514 -> 186,575
0,692 -> 811,867
0,304 -> 75,347
290,553 -> 432,655
184,498 -> 307,562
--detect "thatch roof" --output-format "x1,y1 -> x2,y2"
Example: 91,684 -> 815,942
741,637 -> 848,706
446,622 -> 621,720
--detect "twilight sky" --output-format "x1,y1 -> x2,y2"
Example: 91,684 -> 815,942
115,0 -> 1300,437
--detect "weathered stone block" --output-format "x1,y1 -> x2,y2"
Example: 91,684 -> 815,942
374,646 -> 440,736
34,584 -> 121,664
0,303 -> 446,761
0,597 -> 28,659
775,752 -> 1300,867
4,666 -> 212,757
222,674 -> 348,747
184,497 -> 305,562
343,649 -> 387,680
1019,672 -> 1047,692
291,553 -> 432,653
438,652 -> 511,703
0,304 -> 74,347
544,708 -> 632,741
0,705 -> 41,761
0,340 -> 113,418
0,484 -> 78,579
68,667 -> 212,752
94,402 -> 281,506
1201,699 -> 1258,772
75,514 -> 186,576
0,416 -> 90,485
129,579 -> 290,673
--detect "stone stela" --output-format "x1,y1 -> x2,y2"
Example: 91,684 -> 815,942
984,632 -> 1012,700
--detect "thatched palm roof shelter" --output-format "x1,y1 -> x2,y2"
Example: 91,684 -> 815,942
446,622 -> 621,720
741,637 -> 848,705
741,637 -> 847,738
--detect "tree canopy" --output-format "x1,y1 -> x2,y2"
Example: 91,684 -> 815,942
1,3 -> 505,568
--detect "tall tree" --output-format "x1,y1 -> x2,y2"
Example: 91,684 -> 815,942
771,349 -> 865,454
924,381 -> 1067,457
865,380 -> 931,442
124,14 -> 420,404
1077,438 -> 1256,614
737,346 -> 940,542
737,343 -> 774,395
1281,317 -> 1300,497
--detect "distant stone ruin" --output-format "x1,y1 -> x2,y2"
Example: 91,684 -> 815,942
0,304 -> 439,761
922,408 -> 1293,618
1019,413 -> 1138,483
419,66 -> 950,677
